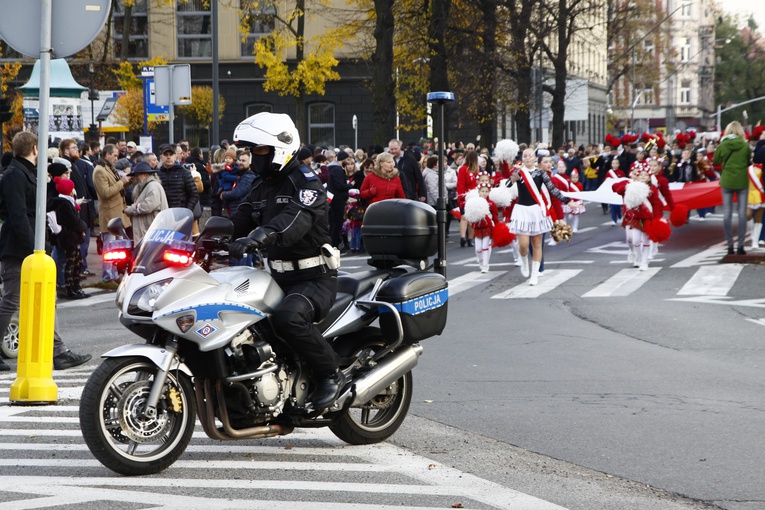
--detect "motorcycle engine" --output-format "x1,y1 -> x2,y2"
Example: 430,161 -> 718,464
226,325 -> 291,421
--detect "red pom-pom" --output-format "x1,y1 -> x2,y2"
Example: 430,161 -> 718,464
492,222 -> 515,248
450,207 -> 462,221
670,205 -> 689,227
644,218 -> 671,242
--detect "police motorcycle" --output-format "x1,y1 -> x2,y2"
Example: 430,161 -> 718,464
79,196 -> 448,475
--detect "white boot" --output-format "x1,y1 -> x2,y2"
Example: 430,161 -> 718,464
520,254 -> 529,277
529,260 -> 541,285
482,249 -> 491,273
639,244 -> 650,271
752,222 -> 762,250
512,240 -> 522,266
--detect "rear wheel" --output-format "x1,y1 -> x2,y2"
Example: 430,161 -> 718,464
79,357 -> 196,475
330,337 -> 413,445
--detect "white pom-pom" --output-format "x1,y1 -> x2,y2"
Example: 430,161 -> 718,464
494,139 -> 519,163
624,181 -> 651,210
464,195 -> 490,223
465,188 -> 479,202
489,186 -> 513,208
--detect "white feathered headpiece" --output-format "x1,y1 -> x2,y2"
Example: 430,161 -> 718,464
494,139 -> 520,163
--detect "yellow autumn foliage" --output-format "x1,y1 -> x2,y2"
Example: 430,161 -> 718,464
177,86 -> 225,128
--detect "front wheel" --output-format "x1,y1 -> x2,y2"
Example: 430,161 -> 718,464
1,314 -> 19,359
79,357 -> 196,475
330,339 -> 413,444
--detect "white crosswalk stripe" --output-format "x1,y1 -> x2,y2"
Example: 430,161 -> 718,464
491,270 -> 582,299
582,268 -> 661,297
677,264 -> 744,295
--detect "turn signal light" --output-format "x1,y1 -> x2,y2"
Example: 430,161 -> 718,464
163,249 -> 194,267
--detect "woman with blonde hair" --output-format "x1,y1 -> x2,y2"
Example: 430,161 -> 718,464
359,152 -> 405,204
714,120 -> 751,254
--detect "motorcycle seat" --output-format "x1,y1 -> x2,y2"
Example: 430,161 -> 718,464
336,269 -> 399,298
316,292 -> 354,331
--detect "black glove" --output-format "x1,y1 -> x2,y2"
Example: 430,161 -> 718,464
228,237 -> 260,260
248,227 -> 276,248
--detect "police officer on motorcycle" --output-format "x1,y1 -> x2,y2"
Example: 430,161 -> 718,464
227,112 -> 344,409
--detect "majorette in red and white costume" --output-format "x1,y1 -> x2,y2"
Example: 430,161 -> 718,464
493,139 -> 522,265
464,183 -> 500,273
647,157 -> 675,259
612,167 -> 668,270
564,169 -> 586,232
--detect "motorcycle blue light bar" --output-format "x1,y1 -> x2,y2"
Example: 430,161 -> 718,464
427,91 -> 455,102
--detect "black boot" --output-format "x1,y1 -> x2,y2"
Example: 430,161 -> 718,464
467,238 -> 474,247
460,237 -> 466,247
311,370 -> 346,409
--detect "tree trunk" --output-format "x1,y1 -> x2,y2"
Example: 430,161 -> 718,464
372,0 -> 395,145
476,0 -> 498,150
514,66 -> 533,144
549,61 -> 567,149
293,0 -> 307,141
428,0 -> 452,144
120,4 -> 132,62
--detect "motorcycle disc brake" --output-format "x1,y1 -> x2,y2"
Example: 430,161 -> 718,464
117,381 -> 171,443
362,381 -> 399,410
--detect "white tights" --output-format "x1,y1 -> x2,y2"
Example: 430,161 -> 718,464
474,236 -> 492,271
626,226 -> 650,269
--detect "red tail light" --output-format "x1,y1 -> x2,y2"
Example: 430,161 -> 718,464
162,249 -> 194,267
104,249 -> 130,262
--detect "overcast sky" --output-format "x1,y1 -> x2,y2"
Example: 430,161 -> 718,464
718,0 -> 765,29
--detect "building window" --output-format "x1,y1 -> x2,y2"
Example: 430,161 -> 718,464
239,2 -> 276,57
680,37 -> 692,62
113,0 -> 149,59
245,103 -> 273,117
308,103 -> 335,147
680,81 -> 692,104
642,87 -> 655,105
680,1 -> 692,18
644,38 -> 654,55
177,0 -> 212,58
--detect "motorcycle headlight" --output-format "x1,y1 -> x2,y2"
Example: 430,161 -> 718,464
127,278 -> 173,317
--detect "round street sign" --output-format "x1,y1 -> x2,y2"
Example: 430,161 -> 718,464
0,0 -> 111,58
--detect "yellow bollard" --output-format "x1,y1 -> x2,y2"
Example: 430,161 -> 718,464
9,250 -> 58,403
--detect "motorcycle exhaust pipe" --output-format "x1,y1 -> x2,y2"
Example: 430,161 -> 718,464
349,344 -> 423,407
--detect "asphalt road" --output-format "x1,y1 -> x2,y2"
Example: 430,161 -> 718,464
1,206 -> 763,509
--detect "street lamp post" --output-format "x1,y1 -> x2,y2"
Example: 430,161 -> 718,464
88,63 -> 98,141
427,91 -> 454,277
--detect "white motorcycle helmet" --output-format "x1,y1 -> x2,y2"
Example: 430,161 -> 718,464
233,112 -> 300,175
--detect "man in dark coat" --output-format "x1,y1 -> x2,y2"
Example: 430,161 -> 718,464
59,139 -> 95,276
326,150 -> 354,249
156,144 -> 199,212
389,139 -> 426,202
0,132 -> 91,371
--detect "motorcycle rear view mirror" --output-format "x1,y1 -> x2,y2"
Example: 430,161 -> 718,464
106,217 -> 129,239
200,216 -> 234,239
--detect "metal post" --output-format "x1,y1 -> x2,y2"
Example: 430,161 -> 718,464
716,104 -> 721,133
168,65 -> 174,144
35,0 -> 52,252
427,92 -> 454,277
211,0 -> 219,149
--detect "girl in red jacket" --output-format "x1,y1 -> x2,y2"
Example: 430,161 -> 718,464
456,151 -> 480,247
359,153 -> 405,204
464,182 -> 499,273
612,167 -> 664,271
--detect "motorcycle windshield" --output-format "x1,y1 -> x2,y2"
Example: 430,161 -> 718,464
131,208 -> 195,275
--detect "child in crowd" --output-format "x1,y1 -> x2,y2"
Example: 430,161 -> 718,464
48,177 -> 88,299
564,169 -> 585,233
607,158 -> 626,225
216,147 -> 239,210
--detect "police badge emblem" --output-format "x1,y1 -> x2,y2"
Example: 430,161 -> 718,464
299,189 -> 319,205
